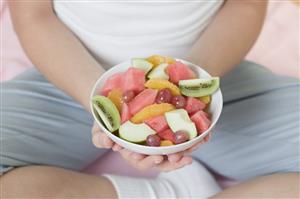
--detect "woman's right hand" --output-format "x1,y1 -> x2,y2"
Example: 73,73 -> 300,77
91,122 -> 118,149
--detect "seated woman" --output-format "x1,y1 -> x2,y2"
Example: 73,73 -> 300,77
1,0 -> 299,198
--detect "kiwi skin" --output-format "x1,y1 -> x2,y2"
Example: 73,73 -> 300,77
180,82 -> 212,90
92,95 -> 121,132
179,78 -> 220,97
96,101 -> 114,124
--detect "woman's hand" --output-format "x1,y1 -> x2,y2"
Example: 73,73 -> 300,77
92,121 -> 211,171
118,133 -> 211,172
91,122 -> 116,149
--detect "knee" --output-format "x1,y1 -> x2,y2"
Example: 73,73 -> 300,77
1,166 -> 68,198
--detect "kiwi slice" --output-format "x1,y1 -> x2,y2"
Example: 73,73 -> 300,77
179,77 -> 220,97
92,95 -> 121,132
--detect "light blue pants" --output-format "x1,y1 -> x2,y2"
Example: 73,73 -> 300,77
1,61 -> 300,181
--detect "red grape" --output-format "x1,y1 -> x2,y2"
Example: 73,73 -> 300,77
156,88 -> 173,104
122,90 -> 135,103
171,95 -> 187,109
146,134 -> 161,146
174,131 -> 189,144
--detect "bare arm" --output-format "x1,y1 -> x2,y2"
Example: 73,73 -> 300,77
187,0 -> 268,76
117,0 -> 269,171
8,1 -> 187,171
8,1 -> 105,110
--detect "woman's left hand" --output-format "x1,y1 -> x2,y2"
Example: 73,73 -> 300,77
114,132 -> 211,171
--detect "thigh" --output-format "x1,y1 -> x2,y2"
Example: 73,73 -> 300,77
2,166 -> 116,198
1,69 -> 106,173
193,61 -> 300,181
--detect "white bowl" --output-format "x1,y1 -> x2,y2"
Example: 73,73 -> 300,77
90,59 -> 223,155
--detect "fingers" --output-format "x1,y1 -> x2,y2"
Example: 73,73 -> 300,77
92,130 -> 114,148
185,142 -> 203,154
93,119 -> 212,171
136,155 -> 164,171
112,144 -> 123,152
91,122 -> 102,135
157,156 -> 193,172
118,148 -> 193,172
136,132 -> 211,170
131,153 -> 145,160
92,122 -> 115,149
119,149 -> 164,171
204,132 -> 211,142
185,132 -> 212,154
118,148 -> 133,160
167,152 -> 184,163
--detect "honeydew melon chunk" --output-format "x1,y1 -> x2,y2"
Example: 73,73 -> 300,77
132,58 -> 153,74
172,109 -> 191,122
165,109 -> 197,140
147,63 -> 169,80
119,121 -> 156,143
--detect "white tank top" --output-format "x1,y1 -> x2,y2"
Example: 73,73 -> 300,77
53,1 -> 224,69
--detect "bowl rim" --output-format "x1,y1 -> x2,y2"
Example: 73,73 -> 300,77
90,58 -> 223,151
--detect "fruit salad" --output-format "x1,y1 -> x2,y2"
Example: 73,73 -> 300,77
92,55 -> 220,147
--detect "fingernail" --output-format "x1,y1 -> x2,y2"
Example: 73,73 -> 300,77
155,158 -> 163,164
133,154 -> 140,160
104,139 -> 111,148
169,156 -> 178,163
186,158 -> 193,165
194,145 -> 201,151
112,145 -> 117,151
95,134 -> 102,147
114,145 -> 121,151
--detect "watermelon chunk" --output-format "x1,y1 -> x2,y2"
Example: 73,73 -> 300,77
101,73 -> 123,96
185,97 -> 206,114
157,129 -> 176,143
203,111 -> 210,119
166,61 -> 196,84
145,115 -> 169,133
121,103 -> 131,124
122,68 -> 145,93
129,89 -> 158,115
101,68 -> 145,96
190,110 -> 211,134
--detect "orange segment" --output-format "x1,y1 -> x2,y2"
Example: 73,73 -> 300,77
165,57 -> 176,64
147,55 -> 175,67
160,140 -> 174,146
107,89 -> 123,112
131,103 -> 175,123
145,79 -> 180,96
198,95 -> 211,105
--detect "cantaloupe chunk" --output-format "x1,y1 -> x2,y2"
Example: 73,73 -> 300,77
107,89 -> 123,112
131,103 -> 175,124
160,140 -> 174,146
198,95 -> 211,105
147,55 -> 175,67
145,79 -> 180,96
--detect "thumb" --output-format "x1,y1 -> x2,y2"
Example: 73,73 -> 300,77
92,132 -> 114,148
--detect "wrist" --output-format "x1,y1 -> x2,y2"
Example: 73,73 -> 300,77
82,66 -> 104,112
